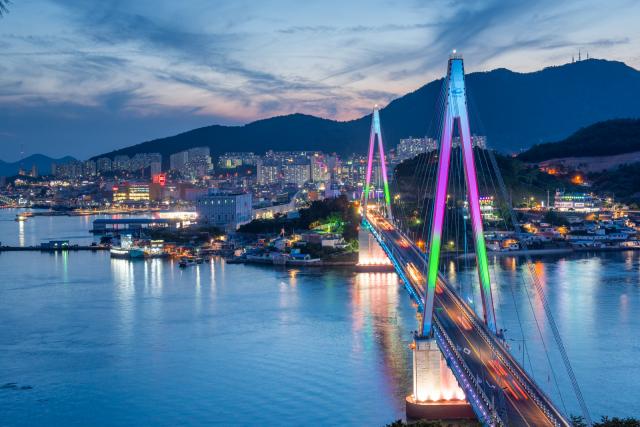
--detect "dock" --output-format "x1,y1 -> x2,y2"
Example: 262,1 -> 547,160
0,245 -> 109,252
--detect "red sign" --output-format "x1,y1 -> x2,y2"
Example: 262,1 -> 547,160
152,173 -> 166,186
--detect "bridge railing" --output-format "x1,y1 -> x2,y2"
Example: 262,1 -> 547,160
437,276 -> 568,427
432,318 -> 504,426
364,215 -> 568,426
363,216 -> 499,424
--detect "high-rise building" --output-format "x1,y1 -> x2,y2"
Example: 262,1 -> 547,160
311,155 -> 329,183
218,152 -> 260,169
257,159 -> 280,185
83,160 -> 97,177
113,155 -> 131,171
170,147 -> 212,178
170,151 -> 189,171
396,137 -> 438,161
282,159 -> 311,187
97,157 -> 112,173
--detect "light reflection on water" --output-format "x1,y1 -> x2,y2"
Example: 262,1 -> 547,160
1,209 -> 640,423
445,251 -> 640,419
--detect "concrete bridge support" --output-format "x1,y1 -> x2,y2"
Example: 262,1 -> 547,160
406,336 -> 476,422
357,227 -> 393,271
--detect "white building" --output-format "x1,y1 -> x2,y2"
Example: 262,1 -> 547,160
397,137 -> 438,161
282,160 -> 311,187
554,191 -> 601,212
257,159 -> 280,185
196,190 -> 252,231
169,147 -> 212,178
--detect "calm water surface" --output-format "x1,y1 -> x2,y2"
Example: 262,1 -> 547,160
1,209 -> 639,425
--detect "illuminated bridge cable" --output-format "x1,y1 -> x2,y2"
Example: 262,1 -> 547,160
486,147 -> 593,426
467,87 -> 582,423
475,145 -> 530,365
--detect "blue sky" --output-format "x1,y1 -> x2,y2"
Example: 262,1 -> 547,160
0,0 -> 639,160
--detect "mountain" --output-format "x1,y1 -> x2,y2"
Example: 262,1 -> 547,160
518,119 -> 640,162
94,59 -> 640,162
0,154 -> 77,176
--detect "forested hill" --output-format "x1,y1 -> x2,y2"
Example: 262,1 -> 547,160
94,59 -> 640,162
518,119 -> 640,162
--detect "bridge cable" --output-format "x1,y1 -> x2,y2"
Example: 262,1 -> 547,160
467,89 -> 591,423
486,146 -> 593,425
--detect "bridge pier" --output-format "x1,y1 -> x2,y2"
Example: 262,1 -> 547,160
356,227 -> 394,272
406,336 -> 476,423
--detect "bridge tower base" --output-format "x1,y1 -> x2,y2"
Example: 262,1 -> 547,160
406,336 -> 476,422
356,227 -> 394,272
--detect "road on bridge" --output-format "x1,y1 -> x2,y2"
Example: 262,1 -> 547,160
366,211 -> 569,427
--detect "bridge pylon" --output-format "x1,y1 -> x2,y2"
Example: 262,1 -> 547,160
408,52 -> 495,423
363,105 -> 393,220
419,52 -> 497,338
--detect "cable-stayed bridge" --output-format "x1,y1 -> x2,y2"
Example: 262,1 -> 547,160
359,53 -> 589,426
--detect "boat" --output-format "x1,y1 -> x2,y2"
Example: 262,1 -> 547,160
15,214 -> 27,222
110,246 -> 146,259
195,257 -> 204,264
109,235 -> 146,259
179,256 -> 197,268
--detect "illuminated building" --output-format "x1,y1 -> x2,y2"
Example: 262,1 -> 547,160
113,155 -> 130,171
218,152 -> 260,169
196,190 -> 252,231
257,159 -> 280,185
96,157 -> 112,173
397,137 -> 438,161
112,182 -> 150,203
169,147 -> 212,178
281,159 -> 311,187
554,190 -> 600,212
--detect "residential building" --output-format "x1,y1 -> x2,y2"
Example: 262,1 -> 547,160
97,157 -> 112,173
257,159 -> 280,185
396,137 -> 438,161
218,152 -> 260,169
113,155 -> 131,171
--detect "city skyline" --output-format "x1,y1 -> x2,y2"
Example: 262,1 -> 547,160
1,0 -> 639,160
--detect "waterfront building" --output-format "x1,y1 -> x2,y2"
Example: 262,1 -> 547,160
554,190 -> 601,212
112,182 -> 150,203
196,190 -> 252,231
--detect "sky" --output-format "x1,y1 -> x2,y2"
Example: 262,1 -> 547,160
1,0 -> 639,161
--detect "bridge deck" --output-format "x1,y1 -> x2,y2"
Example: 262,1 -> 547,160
364,212 -> 569,427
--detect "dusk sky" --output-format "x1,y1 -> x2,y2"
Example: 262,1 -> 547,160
1,0 -> 639,161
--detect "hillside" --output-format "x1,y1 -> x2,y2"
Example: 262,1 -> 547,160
0,154 -> 76,176
94,59 -> 640,162
518,119 -> 640,163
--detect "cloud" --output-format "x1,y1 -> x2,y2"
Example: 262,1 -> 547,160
0,0 -> 639,159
